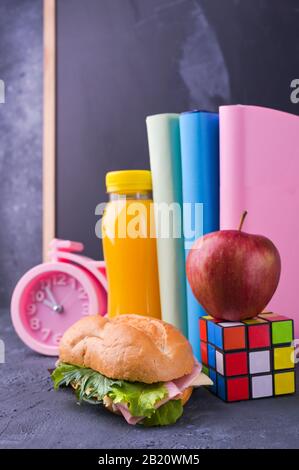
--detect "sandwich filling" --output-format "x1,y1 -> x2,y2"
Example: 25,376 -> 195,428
51,360 -> 212,426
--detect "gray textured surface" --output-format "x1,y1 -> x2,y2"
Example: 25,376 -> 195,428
1,309 -> 299,449
0,0 -> 43,308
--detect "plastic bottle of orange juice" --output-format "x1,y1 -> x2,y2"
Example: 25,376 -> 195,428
102,170 -> 161,319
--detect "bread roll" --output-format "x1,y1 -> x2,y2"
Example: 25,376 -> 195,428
59,314 -> 194,383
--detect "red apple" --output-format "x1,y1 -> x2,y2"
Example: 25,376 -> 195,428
186,212 -> 281,321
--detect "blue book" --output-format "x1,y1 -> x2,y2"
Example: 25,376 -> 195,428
179,110 -> 219,360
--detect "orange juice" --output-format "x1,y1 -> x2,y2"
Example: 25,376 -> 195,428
102,170 -> 161,319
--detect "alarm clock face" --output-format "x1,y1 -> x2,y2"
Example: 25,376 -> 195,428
11,263 -> 100,356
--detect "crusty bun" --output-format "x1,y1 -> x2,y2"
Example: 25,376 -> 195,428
59,314 -> 194,383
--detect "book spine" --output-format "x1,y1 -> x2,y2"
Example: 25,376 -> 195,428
180,111 -> 219,360
220,105 -> 245,230
146,114 -> 187,336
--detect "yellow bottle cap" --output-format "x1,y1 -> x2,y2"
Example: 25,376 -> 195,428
105,170 -> 152,194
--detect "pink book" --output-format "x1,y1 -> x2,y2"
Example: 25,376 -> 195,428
220,105 -> 299,336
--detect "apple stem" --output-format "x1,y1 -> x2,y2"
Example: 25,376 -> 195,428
238,211 -> 248,231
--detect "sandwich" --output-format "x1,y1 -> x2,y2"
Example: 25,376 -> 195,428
51,314 -> 212,426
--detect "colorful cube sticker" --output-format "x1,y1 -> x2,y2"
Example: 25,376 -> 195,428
227,376 -> 250,402
259,312 -> 289,321
207,344 -> 216,369
226,351 -> 248,376
216,350 -> 248,376
272,321 -> 293,345
216,350 -> 224,375
217,374 -> 226,400
251,374 -> 273,399
273,346 -> 295,370
258,313 -> 294,345
243,318 -> 267,325
274,371 -> 295,395
213,323 -> 224,349
247,323 -> 271,349
200,342 -> 208,365
249,350 -> 271,374
220,322 -> 246,351
199,318 -> 207,342
207,320 -> 221,346
209,368 -> 217,395
217,374 -> 250,402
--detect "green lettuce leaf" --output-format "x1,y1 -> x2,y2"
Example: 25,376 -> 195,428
51,363 -> 176,424
51,363 -> 82,389
51,363 -> 167,417
142,399 -> 183,426
108,381 -> 167,418
51,363 -> 122,402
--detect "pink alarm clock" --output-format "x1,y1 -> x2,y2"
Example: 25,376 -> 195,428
11,239 -> 107,356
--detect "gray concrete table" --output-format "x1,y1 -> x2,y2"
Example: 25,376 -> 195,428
0,309 -> 298,449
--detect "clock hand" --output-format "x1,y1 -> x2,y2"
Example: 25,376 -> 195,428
43,298 -> 64,313
43,298 -> 55,309
44,286 -> 64,313
45,286 -> 59,306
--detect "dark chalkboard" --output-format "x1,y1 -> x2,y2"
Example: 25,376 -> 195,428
56,0 -> 299,260
0,0 -> 42,307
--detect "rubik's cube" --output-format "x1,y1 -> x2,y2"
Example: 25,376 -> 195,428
200,312 -> 296,402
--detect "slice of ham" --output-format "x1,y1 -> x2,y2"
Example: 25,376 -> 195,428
173,360 -> 203,390
114,360 -> 213,425
115,403 -> 144,425
164,381 -> 182,399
